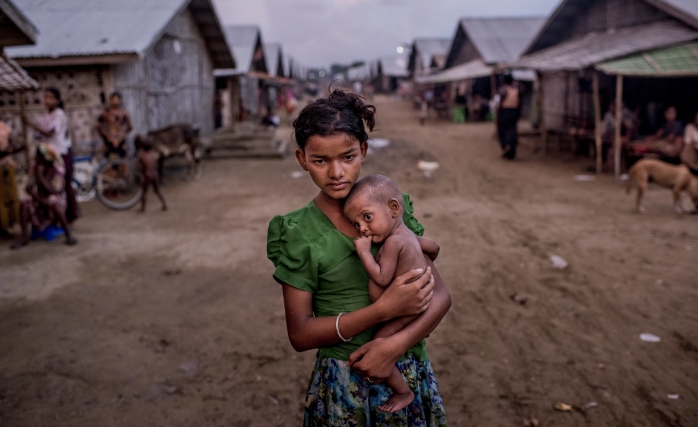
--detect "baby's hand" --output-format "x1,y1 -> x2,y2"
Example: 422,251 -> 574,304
353,236 -> 372,253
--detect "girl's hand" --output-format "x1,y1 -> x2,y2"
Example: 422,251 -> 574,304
375,267 -> 433,321
346,337 -> 401,382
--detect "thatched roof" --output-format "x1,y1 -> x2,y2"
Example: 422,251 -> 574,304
511,19 -> 698,71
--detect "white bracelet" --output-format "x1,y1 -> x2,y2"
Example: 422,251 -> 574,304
335,312 -> 353,342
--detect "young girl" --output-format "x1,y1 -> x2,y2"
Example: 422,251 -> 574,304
267,90 -> 451,425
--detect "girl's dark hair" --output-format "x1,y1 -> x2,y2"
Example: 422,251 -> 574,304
110,91 -> 122,100
45,87 -> 64,109
292,89 -> 376,150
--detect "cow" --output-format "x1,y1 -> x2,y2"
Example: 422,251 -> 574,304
143,124 -> 201,183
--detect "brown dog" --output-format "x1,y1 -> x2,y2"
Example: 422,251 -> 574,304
626,159 -> 698,214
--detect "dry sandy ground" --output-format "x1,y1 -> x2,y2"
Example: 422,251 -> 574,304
1,97 -> 697,427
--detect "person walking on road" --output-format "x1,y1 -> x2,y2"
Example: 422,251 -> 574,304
496,74 -> 520,160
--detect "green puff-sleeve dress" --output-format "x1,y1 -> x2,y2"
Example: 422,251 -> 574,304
267,194 -> 447,427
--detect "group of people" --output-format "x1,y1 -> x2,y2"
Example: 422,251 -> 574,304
0,88 -> 141,249
602,104 -> 698,174
1,88 -> 80,249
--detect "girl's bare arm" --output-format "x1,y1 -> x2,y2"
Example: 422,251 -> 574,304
281,267 -> 434,352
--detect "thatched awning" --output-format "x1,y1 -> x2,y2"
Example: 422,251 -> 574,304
596,42 -> 698,77
0,51 -> 38,92
415,59 -> 492,85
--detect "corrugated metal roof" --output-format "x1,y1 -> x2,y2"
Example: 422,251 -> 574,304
511,20 -> 698,71
0,0 -> 38,46
264,43 -> 281,77
461,17 -> 546,64
4,0 -> 234,68
7,0 -> 187,58
379,56 -> 409,77
224,25 -> 261,74
0,51 -> 39,91
596,41 -> 698,76
415,59 -> 492,84
413,38 -> 451,70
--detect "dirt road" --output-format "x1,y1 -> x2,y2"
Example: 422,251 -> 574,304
1,97 -> 697,426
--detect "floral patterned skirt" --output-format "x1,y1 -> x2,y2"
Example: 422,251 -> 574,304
303,355 -> 447,427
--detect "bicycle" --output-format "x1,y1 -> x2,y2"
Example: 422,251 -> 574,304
72,142 -> 143,210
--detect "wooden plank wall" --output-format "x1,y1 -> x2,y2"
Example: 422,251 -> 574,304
113,7 -> 215,138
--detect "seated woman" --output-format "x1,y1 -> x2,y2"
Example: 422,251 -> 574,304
10,144 -> 77,249
681,112 -> 698,175
631,106 -> 684,163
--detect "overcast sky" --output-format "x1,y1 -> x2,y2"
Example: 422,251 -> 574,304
212,0 -> 560,68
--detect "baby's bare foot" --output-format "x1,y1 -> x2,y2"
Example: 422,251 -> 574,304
377,390 -> 414,413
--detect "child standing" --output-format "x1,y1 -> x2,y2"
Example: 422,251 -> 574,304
135,136 -> 167,212
344,174 -> 440,412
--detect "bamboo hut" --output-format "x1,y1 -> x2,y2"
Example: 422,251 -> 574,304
510,0 -> 698,177
371,56 -> 409,94
407,38 -> 451,78
216,25 -> 268,126
418,17 -> 545,121
3,0 -> 234,154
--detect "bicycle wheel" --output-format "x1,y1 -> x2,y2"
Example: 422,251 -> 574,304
95,158 -> 143,210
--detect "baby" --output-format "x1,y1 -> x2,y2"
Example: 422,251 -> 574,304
135,135 -> 167,212
344,174 -> 439,413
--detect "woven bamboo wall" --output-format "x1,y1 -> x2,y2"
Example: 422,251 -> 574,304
113,7 -> 215,137
0,66 -> 107,155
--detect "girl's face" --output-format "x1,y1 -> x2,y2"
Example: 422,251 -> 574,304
44,91 -> 59,110
296,133 -> 367,200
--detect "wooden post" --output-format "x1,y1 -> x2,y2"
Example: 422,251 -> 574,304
592,72 -> 602,174
614,74 -> 623,180
19,90 -> 30,167
537,72 -> 547,154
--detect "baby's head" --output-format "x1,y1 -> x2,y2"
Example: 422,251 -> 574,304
344,174 -> 403,243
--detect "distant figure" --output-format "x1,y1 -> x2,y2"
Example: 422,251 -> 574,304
11,144 -> 77,249
353,80 -> 363,96
681,112 -> 698,175
97,91 -> 133,159
136,136 -> 167,212
344,174 -> 440,413
602,102 -> 635,171
214,93 -> 223,129
632,106 -> 684,162
23,87 -> 81,222
496,74 -> 520,159
419,95 -> 428,125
